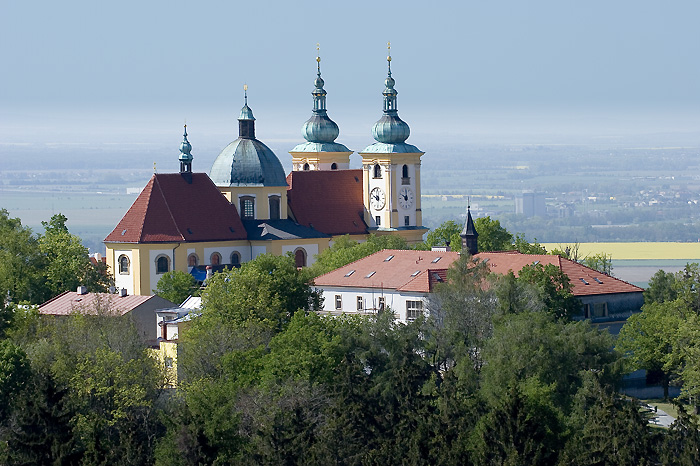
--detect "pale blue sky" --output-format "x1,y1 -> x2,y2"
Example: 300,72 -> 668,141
2,0 -> 700,146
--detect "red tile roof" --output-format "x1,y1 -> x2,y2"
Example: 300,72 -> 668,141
314,250 -> 459,293
105,173 -> 247,243
38,291 -> 164,316
314,249 -> 643,297
287,170 -> 367,236
474,251 -> 643,297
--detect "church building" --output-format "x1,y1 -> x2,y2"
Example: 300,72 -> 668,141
104,48 -> 428,296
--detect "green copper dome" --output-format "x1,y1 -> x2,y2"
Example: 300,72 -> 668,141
210,92 -> 287,187
292,54 -> 350,153
362,50 -> 421,154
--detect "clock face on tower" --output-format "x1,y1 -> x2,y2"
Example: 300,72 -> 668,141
399,187 -> 414,209
370,187 -> 386,210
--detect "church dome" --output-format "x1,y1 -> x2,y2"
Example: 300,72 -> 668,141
302,114 -> 340,143
210,91 -> 287,187
372,114 -> 410,144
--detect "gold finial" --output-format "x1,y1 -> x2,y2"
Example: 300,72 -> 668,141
243,83 -> 248,105
316,42 -> 321,62
387,41 -> 391,62
153,161 -> 157,173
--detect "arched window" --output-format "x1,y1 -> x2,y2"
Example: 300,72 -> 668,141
269,195 -> 281,220
239,196 -> 255,219
210,252 -> 221,266
118,255 -> 130,274
156,255 -> 170,274
373,164 -> 382,178
331,163 -> 337,170
294,248 -> 307,268
231,251 -> 241,266
402,164 -> 409,178
303,163 -> 310,171
187,253 -> 199,267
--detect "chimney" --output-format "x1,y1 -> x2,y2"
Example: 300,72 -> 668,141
119,288 -> 127,297
77,286 -> 88,295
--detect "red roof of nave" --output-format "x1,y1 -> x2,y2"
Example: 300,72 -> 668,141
104,173 -> 247,243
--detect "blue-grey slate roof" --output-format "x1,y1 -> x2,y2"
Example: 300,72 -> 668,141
241,219 -> 329,241
210,138 -> 288,187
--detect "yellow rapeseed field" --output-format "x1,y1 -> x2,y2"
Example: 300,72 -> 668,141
540,242 -> 700,260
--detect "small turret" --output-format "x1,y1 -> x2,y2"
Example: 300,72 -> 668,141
179,124 -> 193,183
239,84 -> 256,139
461,202 -> 479,255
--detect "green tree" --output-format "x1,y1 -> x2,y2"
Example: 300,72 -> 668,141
422,220 -> 463,251
660,403 -> 700,466
513,233 -> 548,255
38,213 -> 112,300
0,209 -> 45,310
644,269 -> 678,304
154,270 -> 198,305
310,233 -> 409,276
474,216 -> 513,252
517,263 -> 579,320
580,252 -> 613,276
617,300 -> 686,399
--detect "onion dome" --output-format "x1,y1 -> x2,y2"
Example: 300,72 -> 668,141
362,43 -> 421,154
291,48 -> 350,153
179,124 -> 193,174
210,86 -> 287,187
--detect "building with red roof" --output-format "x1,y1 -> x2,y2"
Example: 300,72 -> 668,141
313,249 -> 643,325
104,55 -> 429,296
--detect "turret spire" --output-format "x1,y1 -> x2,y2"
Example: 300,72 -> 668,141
179,124 -> 193,173
371,41 -> 410,145
299,43 -> 341,144
239,84 -> 256,138
461,202 -> 479,255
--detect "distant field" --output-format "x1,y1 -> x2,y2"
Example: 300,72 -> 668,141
541,242 -> 700,260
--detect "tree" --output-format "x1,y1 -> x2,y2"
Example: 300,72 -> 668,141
517,263 -> 579,320
513,233 -> 547,255
310,233 -> 409,277
154,270 -> 198,305
644,269 -> 678,305
660,403 -> 700,466
580,252 -> 613,276
616,300 -> 686,399
38,213 -> 112,301
422,220 -> 463,251
0,209 -> 45,310
473,216 -> 513,252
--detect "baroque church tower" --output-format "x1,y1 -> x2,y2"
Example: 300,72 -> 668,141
359,43 -> 426,244
290,46 -> 352,171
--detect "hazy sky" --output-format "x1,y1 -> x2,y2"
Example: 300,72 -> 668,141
2,0 -> 700,146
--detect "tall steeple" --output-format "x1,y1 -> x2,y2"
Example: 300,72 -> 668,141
371,41 -> 410,145
290,44 -> 352,171
461,201 -> 479,255
179,124 -> 193,182
239,84 -> 256,139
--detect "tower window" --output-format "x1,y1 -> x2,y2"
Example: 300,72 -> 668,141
404,216 -> 410,226
373,164 -> 382,178
187,253 -> 199,267
118,255 -> 130,274
269,195 -> 281,220
210,252 -> 221,266
231,251 -> 241,266
155,255 -> 170,274
303,163 -> 310,171
294,248 -> 307,268
402,164 -> 410,184
239,196 -> 255,219
331,163 -> 337,170
375,216 -> 381,226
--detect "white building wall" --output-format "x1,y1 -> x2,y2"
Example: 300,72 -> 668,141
113,249 -> 133,295
252,245 -> 267,259
317,286 -> 428,323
